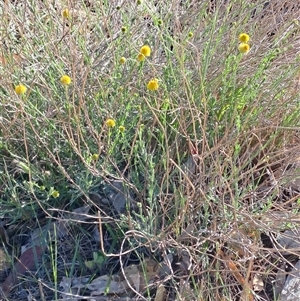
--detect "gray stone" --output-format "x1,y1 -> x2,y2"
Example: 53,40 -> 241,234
279,260 -> 300,301
277,229 -> 300,255
105,180 -> 135,213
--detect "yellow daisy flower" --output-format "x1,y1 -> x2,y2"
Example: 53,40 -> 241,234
91,154 -> 99,161
147,78 -> 159,91
140,45 -> 151,57
60,75 -> 71,86
62,8 -> 70,18
15,84 -> 27,95
119,57 -> 127,64
239,33 -> 250,43
51,190 -> 60,198
137,53 -> 145,61
238,43 -> 250,54
106,118 -> 116,128
119,126 -> 125,132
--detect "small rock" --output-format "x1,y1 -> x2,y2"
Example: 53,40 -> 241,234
104,180 -> 135,213
279,260 -> 300,301
181,155 -> 199,174
277,229 -> 300,255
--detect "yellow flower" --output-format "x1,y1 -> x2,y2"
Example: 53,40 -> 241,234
106,118 -> 116,128
121,26 -> 127,33
15,84 -> 27,95
62,8 -> 70,18
239,33 -> 250,43
137,53 -> 145,62
119,57 -> 127,64
147,78 -> 159,91
238,43 -> 250,54
51,190 -> 60,198
91,154 -> 99,161
119,126 -> 125,132
188,32 -> 193,38
140,45 -> 151,57
60,75 -> 71,86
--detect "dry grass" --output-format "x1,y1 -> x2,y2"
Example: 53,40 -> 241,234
1,0 -> 300,300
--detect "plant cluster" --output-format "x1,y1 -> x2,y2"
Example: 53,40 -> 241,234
1,0 -> 300,300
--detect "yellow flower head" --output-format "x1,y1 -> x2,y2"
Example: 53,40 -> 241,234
121,26 -> 127,33
238,43 -> 250,54
62,8 -> 70,18
188,32 -> 194,38
51,190 -> 60,198
91,154 -> 99,161
106,118 -> 116,128
137,53 -> 145,62
119,125 -> 125,132
60,75 -> 71,86
140,45 -> 151,57
119,57 -> 127,64
15,84 -> 27,95
147,78 -> 159,91
239,33 -> 250,43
